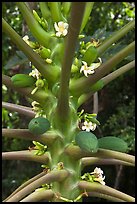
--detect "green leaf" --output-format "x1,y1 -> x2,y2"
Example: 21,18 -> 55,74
4,51 -> 28,70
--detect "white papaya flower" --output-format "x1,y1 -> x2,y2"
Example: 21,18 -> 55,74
54,21 -> 69,37
82,121 -> 97,132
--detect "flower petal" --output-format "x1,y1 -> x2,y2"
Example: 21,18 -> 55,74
58,21 -> 64,27
84,71 -> 88,77
54,22 -> 59,31
56,32 -> 62,37
82,126 -> 86,130
62,29 -> 68,36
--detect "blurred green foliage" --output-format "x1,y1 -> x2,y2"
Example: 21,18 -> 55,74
2,2 -> 135,201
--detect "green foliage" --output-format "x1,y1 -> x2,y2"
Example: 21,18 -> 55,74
101,98 -> 135,152
85,2 -> 135,34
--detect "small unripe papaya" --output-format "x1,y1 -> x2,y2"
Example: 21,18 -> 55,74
75,131 -> 98,153
35,79 -> 45,88
98,136 -> 128,153
71,64 -> 79,73
39,47 -> 51,59
28,117 -> 50,135
11,74 -> 36,88
52,82 -> 60,97
82,46 -> 98,65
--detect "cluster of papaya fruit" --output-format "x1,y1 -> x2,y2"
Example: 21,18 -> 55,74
75,131 -> 128,153
27,114 -> 128,154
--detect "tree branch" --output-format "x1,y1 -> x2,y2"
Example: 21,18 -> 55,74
93,92 -> 98,114
64,145 -> 135,165
2,18 -> 58,85
78,181 -> 135,202
2,74 -> 52,104
102,60 -> 135,85
87,191 -> 130,202
2,102 -> 35,118
81,157 -> 134,168
3,171 -> 46,202
16,2 -> 51,47
70,41 -> 135,96
5,169 -> 69,202
20,189 -> 54,202
2,129 -> 58,145
97,20 -> 135,55
86,191 -> 129,202
77,60 -> 135,107
2,150 -> 49,164
57,2 -> 86,122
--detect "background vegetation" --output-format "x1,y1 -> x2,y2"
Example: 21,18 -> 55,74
2,2 -> 135,201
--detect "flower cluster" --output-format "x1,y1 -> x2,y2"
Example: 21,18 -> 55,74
91,167 -> 105,185
29,67 -> 46,95
80,61 -> 95,77
82,121 -> 97,132
29,68 -> 41,80
80,58 -> 102,77
81,167 -> 105,185
22,35 -> 39,49
31,101 -> 46,118
29,141 -> 47,156
78,110 -> 100,132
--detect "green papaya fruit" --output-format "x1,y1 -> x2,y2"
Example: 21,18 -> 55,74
11,74 -> 36,88
52,82 -> 60,97
82,46 -> 98,65
75,131 -> 98,153
39,47 -> 51,59
35,79 -> 45,88
28,117 -> 50,135
98,136 -> 128,153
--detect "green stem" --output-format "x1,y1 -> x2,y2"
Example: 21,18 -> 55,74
5,169 -> 69,202
20,189 -> 54,202
2,129 -> 58,145
81,157 -> 134,168
16,2 -> 51,47
57,2 -> 86,122
62,2 -> 71,17
70,41 -> 135,96
64,145 -> 135,165
77,60 -> 135,107
2,75 -> 53,105
3,171 -> 46,202
97,20 -> 135,55
2,102 -> 35,118
86,191 -> 125,202
80,2 -> 94,33
102,60 -> 135,85
49,2 -> 64,22
2,19 -> 58,85
78,181 -> 135,202
39,2 -> 51,19
2,150 -> 49,164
